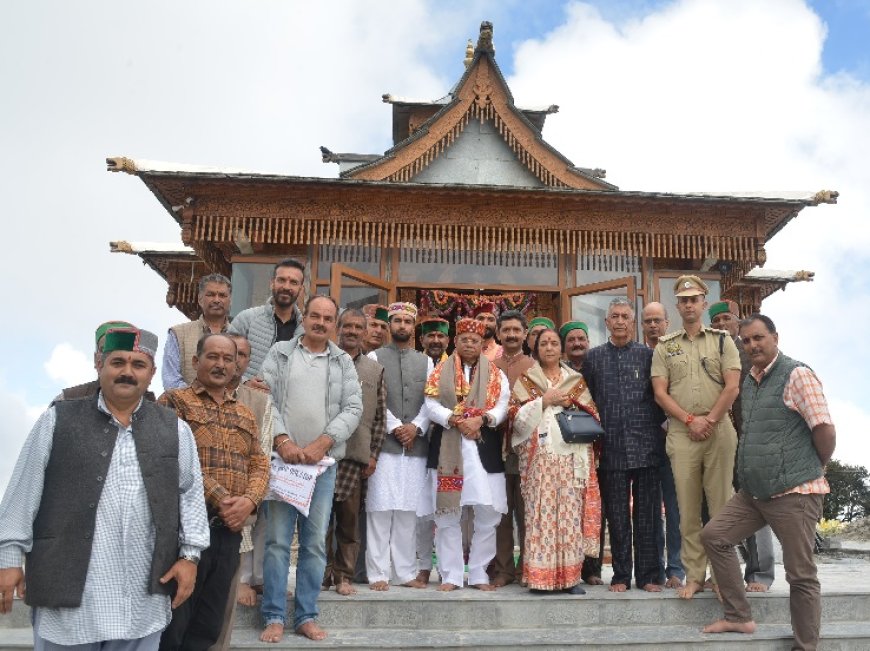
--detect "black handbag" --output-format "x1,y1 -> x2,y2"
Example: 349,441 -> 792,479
555,409 -> 604,444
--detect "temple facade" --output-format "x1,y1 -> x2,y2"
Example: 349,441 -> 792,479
109,22 -> 835,345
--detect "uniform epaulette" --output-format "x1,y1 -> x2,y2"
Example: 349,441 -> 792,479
658,330 -> 684,343
707,327 -> 730,336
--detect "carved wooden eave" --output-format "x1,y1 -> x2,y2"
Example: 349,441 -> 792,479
722,267 -> 816,316
343,23 -> 614,190
106,158 -> 833,279
109,240 -> 204,318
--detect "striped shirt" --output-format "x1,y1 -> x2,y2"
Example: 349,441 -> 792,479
750,355 -> 833,497
159,381 -> 270,512
0,394 -> 209,645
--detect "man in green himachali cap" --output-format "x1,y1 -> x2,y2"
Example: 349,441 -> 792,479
559,321 -> 590,373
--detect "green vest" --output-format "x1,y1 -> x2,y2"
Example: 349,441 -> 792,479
737,353 -> 822,500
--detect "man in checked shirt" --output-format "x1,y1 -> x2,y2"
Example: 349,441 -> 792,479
158,333 -> 270,651
702,314 -> 836,651
0,327 -> 209,651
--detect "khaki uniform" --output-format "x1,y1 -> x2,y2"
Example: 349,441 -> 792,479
651,327 -> 740,584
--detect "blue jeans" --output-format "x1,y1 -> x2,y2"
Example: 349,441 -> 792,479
656,455 -> 685,581
261,465 -> 336,630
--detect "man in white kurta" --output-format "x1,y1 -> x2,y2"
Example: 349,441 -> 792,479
366,302 -> 431,590
422,318 -> 510,591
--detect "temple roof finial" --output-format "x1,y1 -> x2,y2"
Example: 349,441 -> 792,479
463,39 -> 474,68
476,21 -> 494,56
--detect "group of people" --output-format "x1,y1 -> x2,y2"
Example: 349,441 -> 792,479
0,258 -> 835,651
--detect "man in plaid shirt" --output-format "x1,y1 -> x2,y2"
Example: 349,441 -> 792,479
702,314 -> 836,650
158,333 -> 270,650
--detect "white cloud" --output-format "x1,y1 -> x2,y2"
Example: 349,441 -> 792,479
828,398 -> 870,470
0,378 -> 43,494
43,343 -> 95,388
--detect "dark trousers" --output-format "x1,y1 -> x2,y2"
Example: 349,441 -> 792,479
702,491 -> 823,651
601,466 -> 661,588
491,472 -> 525,582
324,479 -> 362,585
160,525 -> 241,651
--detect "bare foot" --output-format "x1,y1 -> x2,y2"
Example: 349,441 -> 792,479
369,581 -> 389,592
296,621 -> 328,641
402,579 -> 428,589
746,582 -> 768,593
665,576 -> 684,589
260,623 -> 284,643
415,570 -> 431,585
642,583 -> 663,592
677,580 -> 704,600
237,583 -> 257,606
437,583 -> 461,592
609,583 -> 628,593
470,582 -> 496,591
702,618 -> 757,634
584,575 -> 604,586
491,576 -> 513,588
336,581 -> 357,596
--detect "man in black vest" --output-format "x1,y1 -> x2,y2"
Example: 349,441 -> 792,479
0,327 -> 210,650
366,302 -> 431,591
702,314 -> 836,650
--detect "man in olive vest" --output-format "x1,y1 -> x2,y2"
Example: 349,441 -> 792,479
708,300 -> 776,593
651,275 -> 741,600
702,314 -> 835,650
366,302 -> 431,591
163,273 -> 232,389
323,309 -> 387,596
0,327 -> 210,649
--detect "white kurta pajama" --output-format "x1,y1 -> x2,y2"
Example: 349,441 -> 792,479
365,404 -> 430,585
422,365 -> 510,587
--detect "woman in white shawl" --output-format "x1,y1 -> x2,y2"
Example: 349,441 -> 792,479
510,328 -> 602,594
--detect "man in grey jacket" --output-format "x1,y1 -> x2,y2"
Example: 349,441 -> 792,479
258,295 -> 362,644
229,258 -> 305,390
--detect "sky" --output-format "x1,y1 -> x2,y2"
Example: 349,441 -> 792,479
1,0 -> 869,492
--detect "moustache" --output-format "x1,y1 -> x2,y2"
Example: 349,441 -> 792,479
114,376 -> 137,386
312,325 -> 327,332
210,368 -> 226,376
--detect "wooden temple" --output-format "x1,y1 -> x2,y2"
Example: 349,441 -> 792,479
108,21 -> 836,346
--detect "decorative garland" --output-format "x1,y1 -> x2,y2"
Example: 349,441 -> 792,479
419,290 -> 537,321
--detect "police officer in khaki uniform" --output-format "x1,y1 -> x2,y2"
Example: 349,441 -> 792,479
651,275 -> 741,600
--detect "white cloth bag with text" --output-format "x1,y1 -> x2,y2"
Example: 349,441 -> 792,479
266,452 -> 335,517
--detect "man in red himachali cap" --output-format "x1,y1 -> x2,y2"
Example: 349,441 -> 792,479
422,318 -> 510,592
472,301 -> 503,362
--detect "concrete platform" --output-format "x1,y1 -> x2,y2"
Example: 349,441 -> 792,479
2,555 -> 869,649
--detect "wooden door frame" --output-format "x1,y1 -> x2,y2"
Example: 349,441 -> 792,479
329,264 -> 397,305
559,276 -> 638,322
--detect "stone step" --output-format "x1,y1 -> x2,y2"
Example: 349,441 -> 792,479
230,583 -> 870,630
3,623 -> 870,650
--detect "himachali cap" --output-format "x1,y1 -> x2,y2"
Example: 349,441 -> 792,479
363,304 -> 390,324
455,318 -> 486,338
559,321 -> 589,340
388,302 -> 418,320
471,300 -> 499,318
419,317 -> 450,336
528,316 -> 555,330
94,320 -> 134,348
102,327 -> 159,360
673,275 -> 709,297
709,300 -> 740,319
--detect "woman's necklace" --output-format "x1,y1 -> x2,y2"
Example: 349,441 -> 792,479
544,366 -> 562,385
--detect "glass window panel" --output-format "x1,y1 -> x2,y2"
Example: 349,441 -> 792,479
317,245 -> 381,280
319,284 -> 387,310
657,277 -> 721,328
399,248 -> 558,285
230,263 -> 274,317
570,287 -> 631,348
577,253 -> 641,286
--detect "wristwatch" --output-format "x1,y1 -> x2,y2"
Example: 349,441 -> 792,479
179,554 -> 200,566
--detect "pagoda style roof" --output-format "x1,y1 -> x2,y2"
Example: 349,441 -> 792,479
340,22 -> 616,190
